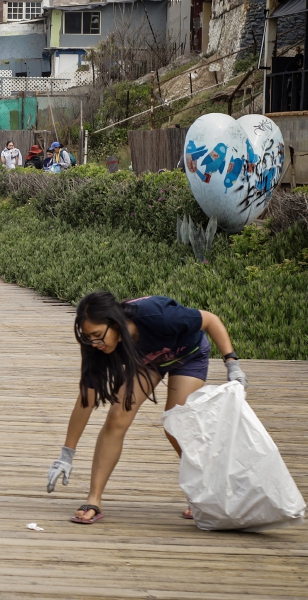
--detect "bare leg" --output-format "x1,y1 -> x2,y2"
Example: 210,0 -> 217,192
75,370 -> 161,521
165,375 -> 205,517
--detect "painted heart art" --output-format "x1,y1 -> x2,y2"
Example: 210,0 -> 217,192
184,114 -> 285,233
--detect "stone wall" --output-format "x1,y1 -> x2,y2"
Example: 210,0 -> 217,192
240,0 -> 305,57
207,0 -> 305,82
206,0 -> 248,80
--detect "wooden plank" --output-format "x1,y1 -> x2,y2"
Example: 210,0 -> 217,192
0,279 -> 307,599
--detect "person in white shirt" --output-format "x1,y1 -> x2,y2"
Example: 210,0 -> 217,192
1,140 -> 23,169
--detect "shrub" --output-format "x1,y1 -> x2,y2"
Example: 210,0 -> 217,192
34,169 -> 208,244
89,128 -> 129,163
0,201 -> 307,359
0,202 -> 192,304
0,165 -> 9,198
233,53 -> 257,74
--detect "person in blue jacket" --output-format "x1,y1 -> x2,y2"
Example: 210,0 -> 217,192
47,292 -> 247,524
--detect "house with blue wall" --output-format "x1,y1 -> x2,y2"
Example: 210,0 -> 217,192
0,19 -> 50,77
44,0 -> 168,79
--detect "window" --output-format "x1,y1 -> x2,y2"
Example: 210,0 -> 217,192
64,12 -> 100,35
7,2 -> 42,20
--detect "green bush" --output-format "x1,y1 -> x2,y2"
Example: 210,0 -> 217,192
233,53 -> 257,74
33,169 -> 208,244
0,165 -> 9,198
0,202 -> 192,303
0,200 -> 307,359
89,128 -> 129,163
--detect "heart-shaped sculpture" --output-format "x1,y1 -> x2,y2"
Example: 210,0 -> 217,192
184,114 -> 284,233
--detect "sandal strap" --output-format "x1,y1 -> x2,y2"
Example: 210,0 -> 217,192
77,504 -> 101,515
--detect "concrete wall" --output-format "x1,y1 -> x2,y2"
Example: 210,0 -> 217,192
57,1 -> 167,48
266,113 -> 308,185
0,21 -> 48,76
167,0 -> 191,54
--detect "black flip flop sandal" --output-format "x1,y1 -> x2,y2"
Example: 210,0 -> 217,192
71,504 -> 104,524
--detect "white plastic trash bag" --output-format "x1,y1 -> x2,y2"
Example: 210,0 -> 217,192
162,381 -> 306,532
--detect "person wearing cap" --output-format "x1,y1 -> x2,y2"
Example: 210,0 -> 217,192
1,140 -> 22,169
24,145 -> 43,170
50,141 -> 71,171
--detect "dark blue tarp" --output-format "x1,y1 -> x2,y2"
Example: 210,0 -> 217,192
269,0 -> 308,18
56,0 -> 162,9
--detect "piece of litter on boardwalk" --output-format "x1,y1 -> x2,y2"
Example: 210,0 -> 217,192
27,523 -> 44,531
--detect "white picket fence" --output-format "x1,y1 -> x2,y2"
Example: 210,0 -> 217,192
0,69 -> 94,97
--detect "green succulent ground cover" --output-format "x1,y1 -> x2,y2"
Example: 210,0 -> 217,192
0,166 -> 307,359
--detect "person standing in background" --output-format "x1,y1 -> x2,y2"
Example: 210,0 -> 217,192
1,141 -> 22,169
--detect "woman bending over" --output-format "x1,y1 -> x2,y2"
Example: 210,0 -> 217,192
47,292 -> 247,523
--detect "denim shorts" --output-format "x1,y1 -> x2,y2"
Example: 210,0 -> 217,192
157,335 -> 210,381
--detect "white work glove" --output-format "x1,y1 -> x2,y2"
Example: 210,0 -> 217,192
226,360 -> 248,389
47,446 -> 75,493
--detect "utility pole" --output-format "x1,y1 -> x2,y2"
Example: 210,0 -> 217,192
150,71 -> 155,130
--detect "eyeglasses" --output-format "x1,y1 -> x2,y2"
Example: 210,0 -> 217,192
79,324 -> 110,346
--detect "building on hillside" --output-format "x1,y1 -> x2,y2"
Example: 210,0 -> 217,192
44,0 -> 168,79
167,1 -> 304,80
0,0 -> 168,84
263,0 -> 307,113
0,0 -> 48,78
0,0 -> 43,22
166,1 -> 211,56
262,0 -> 308,185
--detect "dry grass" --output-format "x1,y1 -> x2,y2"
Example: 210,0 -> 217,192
263,187 -> 308,233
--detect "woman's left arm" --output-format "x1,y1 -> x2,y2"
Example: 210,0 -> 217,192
199,310 -> 248,388
17,151 -> 22,166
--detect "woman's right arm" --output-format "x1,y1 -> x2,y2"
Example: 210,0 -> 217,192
64,389 -> 96,449
47,389 -> 96,492
1,153 -> 6,165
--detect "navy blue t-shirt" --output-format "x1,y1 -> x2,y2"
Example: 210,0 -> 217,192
128,296 -> 210,368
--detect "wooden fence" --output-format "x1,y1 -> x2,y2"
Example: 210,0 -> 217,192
128,128 -> 188,175
0,130 -> 52,164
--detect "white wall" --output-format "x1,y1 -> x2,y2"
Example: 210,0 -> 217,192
52,53 -> 79,77
167,0 -> 191,55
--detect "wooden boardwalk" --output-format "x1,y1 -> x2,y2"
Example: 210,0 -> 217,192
0,280 -> 307,600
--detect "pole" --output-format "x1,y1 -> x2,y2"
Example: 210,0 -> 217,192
168,104 -> 173,126
21,91 -> 25,130
79,100 -> 84,165
227,67 -> 254,116
126,90 -> 130,120
84,130 -> 88,164
150,71 -> 155,130
189,73 -> 193,97
141,0 -> 158,45
47,94 -> 58,141
156,70 -> 162,99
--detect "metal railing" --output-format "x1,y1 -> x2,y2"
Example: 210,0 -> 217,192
265,69 -> 308,113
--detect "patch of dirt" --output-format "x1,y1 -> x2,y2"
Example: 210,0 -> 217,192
160,61 -> 217,103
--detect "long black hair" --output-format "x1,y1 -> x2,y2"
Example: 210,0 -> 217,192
75,291 -> 157,411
